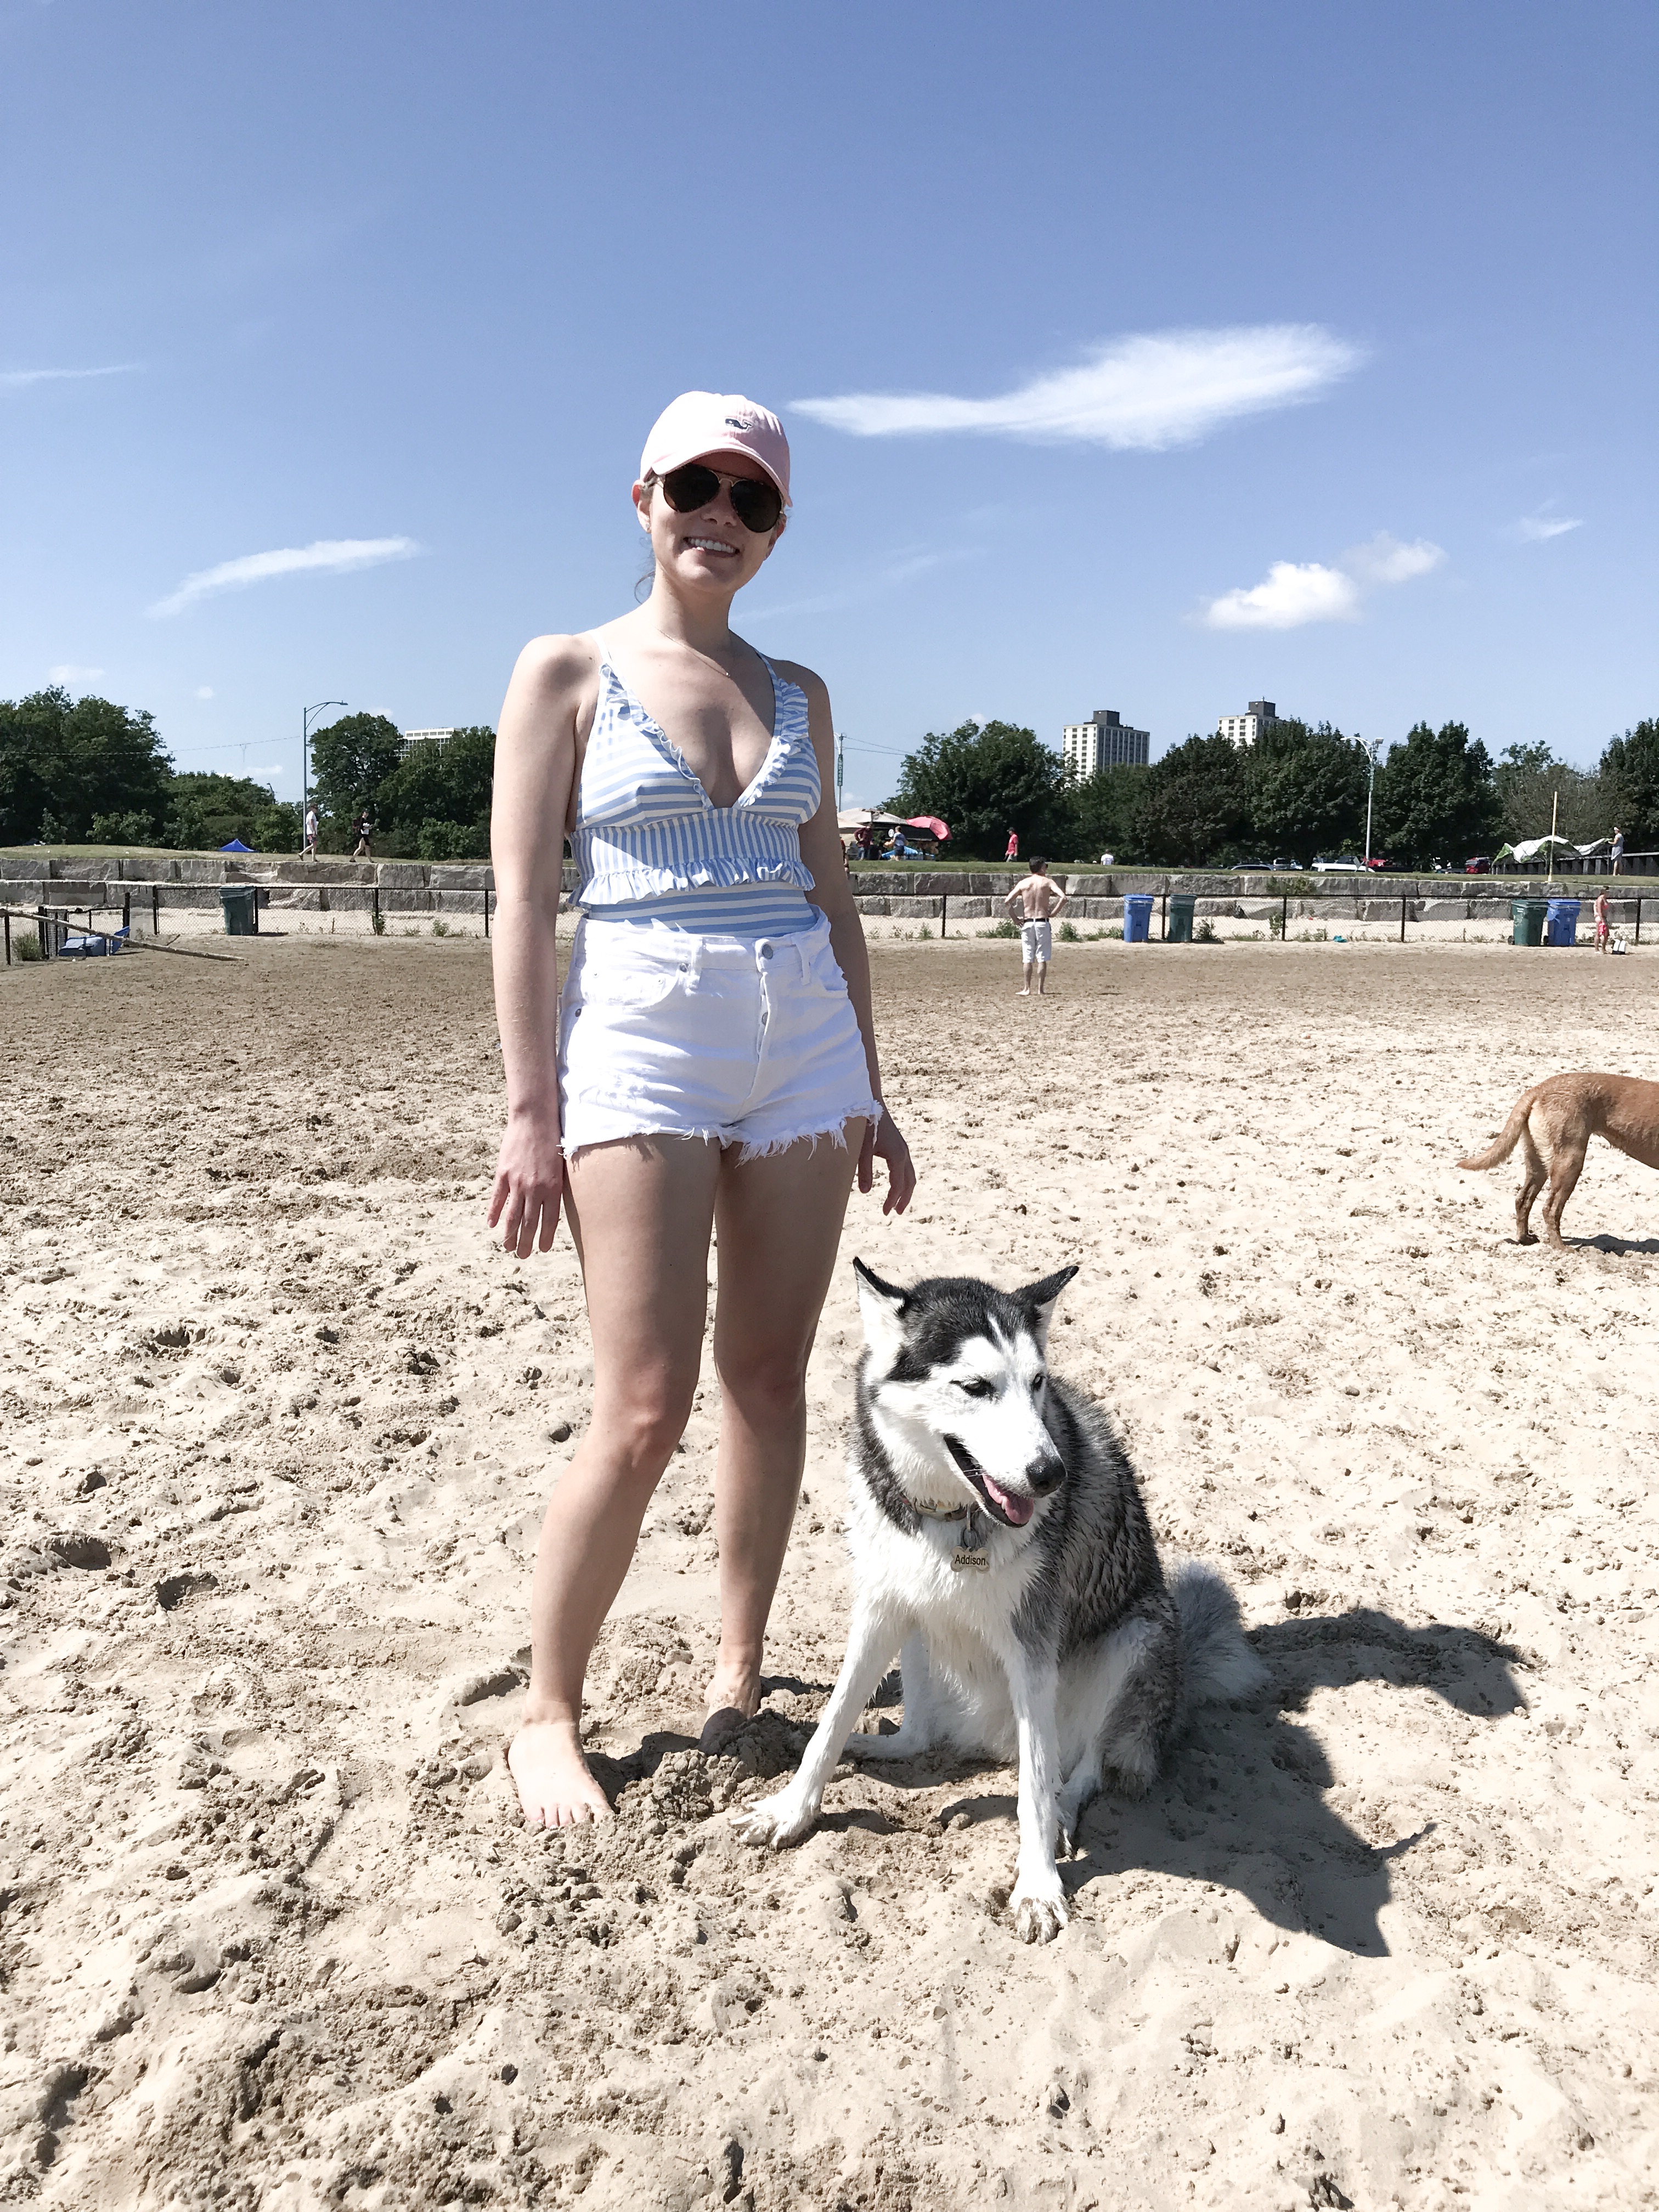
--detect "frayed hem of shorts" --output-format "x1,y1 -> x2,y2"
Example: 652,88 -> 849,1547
730,1102 -> 881,1166
562,1102 -> 880,1167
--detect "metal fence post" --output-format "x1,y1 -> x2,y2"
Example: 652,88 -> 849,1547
1400,894 -> 1407,943
1637,897 -> 1643,946
3,912 -> 9,966
152,887 -> 160,935
1281,894 -> 1288,941
484,886 -> 491,939
373,887 -> 381,930
122,891 -> 131,934
1160,891 -> 1167,940
940,890 -> 946,939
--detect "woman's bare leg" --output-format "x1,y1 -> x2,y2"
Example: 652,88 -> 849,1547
508,1135 -> 721,1826
702,1121 -> 865,1735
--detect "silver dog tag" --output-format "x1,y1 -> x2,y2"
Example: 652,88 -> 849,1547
951,1548 -> 989,1573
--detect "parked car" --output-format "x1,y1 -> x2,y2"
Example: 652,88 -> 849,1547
1363,856 -> 1389,871
1465,856 -> 1492,874
1312,856 -> 1364,872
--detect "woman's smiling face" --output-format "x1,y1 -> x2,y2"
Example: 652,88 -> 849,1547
634,449 -> 786,595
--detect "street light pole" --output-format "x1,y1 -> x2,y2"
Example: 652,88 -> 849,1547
303,699 -> 347,839
1363,735 -> 1380,867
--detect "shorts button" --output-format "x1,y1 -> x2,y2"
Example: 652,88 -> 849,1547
759,941 -> 774,958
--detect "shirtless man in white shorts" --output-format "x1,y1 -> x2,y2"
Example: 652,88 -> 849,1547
1004,856 -> 1068,996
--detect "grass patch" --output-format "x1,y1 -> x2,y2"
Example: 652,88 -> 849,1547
980,918 -> 1019,938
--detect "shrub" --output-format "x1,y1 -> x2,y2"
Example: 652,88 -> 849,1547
980,918 -> 1019,938
1058,920 -> 1080,942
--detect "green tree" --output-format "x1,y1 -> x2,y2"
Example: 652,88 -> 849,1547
0,687 -> 172,844
1244,719 -> 1370,865
1063,765 -> 1146,861
161,771 -> 291,850
1493,743 -> 1605,851
377,725 -> 495,856
1131,733 -> 1251,866
1599,719 -> 1659,852
309,712 -> 403,835
888,719 -> 1069,860
1373,722 -> 1500,870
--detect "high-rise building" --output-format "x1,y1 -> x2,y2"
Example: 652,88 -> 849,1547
1217,700 -> 1277,746
1062,708 -> 1150,778
400,727 -> 456,754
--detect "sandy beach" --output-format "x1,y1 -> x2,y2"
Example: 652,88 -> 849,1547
2,932 -> 1656,2210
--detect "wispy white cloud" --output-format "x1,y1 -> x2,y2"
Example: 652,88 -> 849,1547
149,536 -> 420,618
1515,505 -> 1583,543
48,663 -> 105,688
1204,562 -> 1361,631
1340,531 -> 1446,586
1202,529 -> 1446,630
195,685 -> 216,699
2,364 -> 140,392
793,324 -> 1362,451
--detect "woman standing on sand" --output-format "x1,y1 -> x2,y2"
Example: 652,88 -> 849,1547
487,392 -> 916,1828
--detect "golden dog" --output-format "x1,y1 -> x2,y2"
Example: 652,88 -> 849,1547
1458,1072 -> 1659,1246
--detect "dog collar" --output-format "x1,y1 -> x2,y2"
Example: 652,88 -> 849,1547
911,1498 -> 969,1522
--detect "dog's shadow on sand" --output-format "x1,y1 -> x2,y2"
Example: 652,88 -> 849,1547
866,1609 -> 1526,1958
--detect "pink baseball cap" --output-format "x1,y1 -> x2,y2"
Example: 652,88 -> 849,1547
640,391 -> 792,507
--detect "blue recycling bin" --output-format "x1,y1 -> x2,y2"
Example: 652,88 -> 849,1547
1545,898 -> 1581,947
1123,893 -> 1154,943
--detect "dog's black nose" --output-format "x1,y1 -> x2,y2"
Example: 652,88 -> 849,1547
1026,1452 -> 1066,1496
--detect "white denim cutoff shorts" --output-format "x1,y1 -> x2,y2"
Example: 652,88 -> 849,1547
1020,917 -> 1053,962
558,911 -> 880,1161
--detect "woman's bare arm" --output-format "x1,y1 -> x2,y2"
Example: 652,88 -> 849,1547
487,634 -> 595,1256
783,661 -> 916,1216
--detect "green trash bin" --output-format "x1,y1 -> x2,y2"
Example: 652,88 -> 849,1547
219,886 -> 258,936
1166,893 -> 1195,943
1511,899 -> 1547,947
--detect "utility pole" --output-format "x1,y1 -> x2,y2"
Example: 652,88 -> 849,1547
1363,735 -> 1380,867
836,731 -> 844,814
303,700 -> 347,833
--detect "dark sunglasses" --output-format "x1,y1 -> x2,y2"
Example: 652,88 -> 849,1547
657,462 -> 783,535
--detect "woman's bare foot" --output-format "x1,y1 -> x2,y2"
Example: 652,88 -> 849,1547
699,1657 -> 762,1751
507,1717 -> 613,1826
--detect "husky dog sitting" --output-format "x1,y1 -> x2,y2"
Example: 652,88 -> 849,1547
732,1262 -> 1265,1943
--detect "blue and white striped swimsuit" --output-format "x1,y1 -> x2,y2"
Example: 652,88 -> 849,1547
571,646 -> 818,936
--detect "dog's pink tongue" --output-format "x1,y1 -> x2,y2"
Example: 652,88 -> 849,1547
982,1476 -> 1035,1526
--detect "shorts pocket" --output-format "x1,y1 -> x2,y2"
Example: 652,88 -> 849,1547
573,962 -> 688,1013
801,935 -> 850,998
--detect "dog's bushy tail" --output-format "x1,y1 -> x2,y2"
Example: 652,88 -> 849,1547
1458,1091 -> 1533,1173
1171,1561 -> 1268,1708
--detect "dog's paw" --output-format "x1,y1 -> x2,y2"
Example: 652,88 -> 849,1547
1010,1870 -> 1070,1944
729,1789 -> 817,1851
846,1727 -> 931,1764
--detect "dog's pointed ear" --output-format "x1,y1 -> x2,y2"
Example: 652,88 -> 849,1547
1020,1264 -> 1078,1350
853,1257 -> 909,1367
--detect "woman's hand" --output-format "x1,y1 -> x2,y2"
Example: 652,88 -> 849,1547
488,1108 -> 566,1256
859,1111 -> 916,1216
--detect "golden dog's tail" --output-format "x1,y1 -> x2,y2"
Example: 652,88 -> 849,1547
1458,1089 -> 1536,1172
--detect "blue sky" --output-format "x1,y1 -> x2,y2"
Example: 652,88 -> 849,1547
3,1 -> 1654,808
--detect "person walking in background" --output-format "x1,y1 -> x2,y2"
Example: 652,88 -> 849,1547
1005,829 -> 1019,863
1004,855 -> 1068,996
351,810 -> 374,860
487,389 -> 914,1830
1611,826 -> 1626,875
303,805 -> 319,859
1595,886 -> 1612,952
